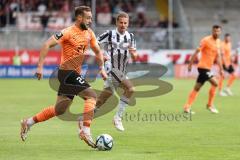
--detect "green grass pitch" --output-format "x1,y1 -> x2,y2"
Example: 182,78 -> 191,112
0,78 -> 240,160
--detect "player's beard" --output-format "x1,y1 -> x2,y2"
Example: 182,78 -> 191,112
80,22 -> 88,30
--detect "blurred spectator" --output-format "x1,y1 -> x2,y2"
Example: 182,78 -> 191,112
9,0 -> 19,25
37,0 -> 49,35
122,1 -> 133,13
61,0 -> 70,13
37,0 -> 47,14
157,16 -> 179,28
13,52 -> 21,66
1,0 -> 176,29
96,0 -> 110,14
61,0 -> 70,24
136,0 -> 146,14
113,1 -> 123,15
151,29 -> 167,42
0,2 -> 7,27
40,12 -> 50,34
135,12 -> 147,27
157,16 -> 168,28
97,0 -> 111,25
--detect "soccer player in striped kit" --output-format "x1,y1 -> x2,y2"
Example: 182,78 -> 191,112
95,12 -> 138,131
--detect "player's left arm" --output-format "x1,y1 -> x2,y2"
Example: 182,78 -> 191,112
216,40 -> 224,76
220,42 -> 226,67
90,31 -> 108,80
129,33 -> 138,61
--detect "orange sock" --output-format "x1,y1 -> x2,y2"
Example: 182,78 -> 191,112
33,106 -> 56,123
184,90 -> 198,110
227,74 -> 236,88
83,98 -> 96,127
218,76 -> 224,92
207,86 -> 216,107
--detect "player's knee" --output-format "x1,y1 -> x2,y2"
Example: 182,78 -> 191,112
127,87 -> 135,95
213,83 -> 218,87
55,106 -> 67,115
55,97 -> 72,115
88,91 -> 97,100
96,98 -> 106,107
96,93 -> 112,106
194,86 -> 201,92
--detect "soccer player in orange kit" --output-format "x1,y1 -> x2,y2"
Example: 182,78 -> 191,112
218,33 -> 236,96
183,25 -> 224,114
20,6 -> 107,148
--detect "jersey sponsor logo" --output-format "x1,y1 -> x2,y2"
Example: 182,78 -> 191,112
54,32 -> 63,40
206,71 -> 213,78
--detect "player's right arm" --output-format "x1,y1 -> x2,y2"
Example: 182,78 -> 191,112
188,38 -> 206,72
91,30 -> 108,80
35,37 -> 58,80
188,48 -> 200,72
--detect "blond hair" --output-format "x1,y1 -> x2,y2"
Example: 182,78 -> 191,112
116,12 -> 129,21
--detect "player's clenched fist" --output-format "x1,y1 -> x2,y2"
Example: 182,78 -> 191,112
99,67 -> 108,81
35,65 -> 43,80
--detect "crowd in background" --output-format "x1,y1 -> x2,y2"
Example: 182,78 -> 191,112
0,0 -> 178,28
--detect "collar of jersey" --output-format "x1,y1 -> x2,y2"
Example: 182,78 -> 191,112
115,28 -> 126,36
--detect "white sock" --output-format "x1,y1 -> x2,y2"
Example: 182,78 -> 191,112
115,96 -> 129,119
26,117 -> 35,127
83,126 -> 90,135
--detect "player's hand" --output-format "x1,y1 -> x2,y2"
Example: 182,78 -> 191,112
103,55 -> 109,62
188,64 -> 192,72
99,68 -> 107,81
35,65 -> 43,80
129,47 -> 135,52
129,48 -> 138,61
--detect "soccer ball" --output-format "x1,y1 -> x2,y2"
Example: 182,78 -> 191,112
96,134 -> 113,151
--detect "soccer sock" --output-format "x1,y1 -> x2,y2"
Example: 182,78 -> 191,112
218,76 -> 224,92
115,96 -> 129,118
32,106 -> 56,123
82,98 -> 96,127
184,90 -> 198,110
207,86 -> 216,107
26,117 -> 35,127
227,74 -> 236,88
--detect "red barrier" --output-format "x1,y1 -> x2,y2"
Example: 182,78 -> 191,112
0,50 -> 60,65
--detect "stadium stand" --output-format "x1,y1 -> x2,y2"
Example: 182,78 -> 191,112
182,0 -> 240,48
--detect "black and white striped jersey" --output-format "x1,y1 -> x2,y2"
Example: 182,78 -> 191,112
97,28 -> 136,74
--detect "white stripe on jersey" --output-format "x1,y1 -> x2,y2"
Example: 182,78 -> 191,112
97,28 -> 136,73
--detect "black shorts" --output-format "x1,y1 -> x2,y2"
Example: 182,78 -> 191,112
196,68 -> 214,84
223,64 -> 235,74
57,69 -> 90,99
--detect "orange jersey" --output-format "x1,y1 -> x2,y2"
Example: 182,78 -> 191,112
197,35 -> 221,70
221,41 -> 232,66
53,24 -> 98,73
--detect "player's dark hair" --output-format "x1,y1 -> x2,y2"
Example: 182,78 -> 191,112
75,6 -> 91,18
212,25 -> 222,29
225,33 -> 230,37
116,12 -> 129,22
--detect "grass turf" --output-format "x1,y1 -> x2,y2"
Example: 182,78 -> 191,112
0,78 -> 239,160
